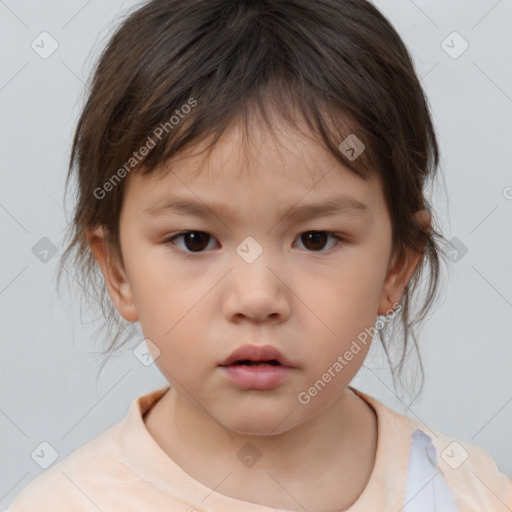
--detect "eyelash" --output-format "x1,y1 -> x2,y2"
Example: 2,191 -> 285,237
163,230 -> 345,255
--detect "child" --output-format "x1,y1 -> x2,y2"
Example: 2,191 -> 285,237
8,0 -> 512,510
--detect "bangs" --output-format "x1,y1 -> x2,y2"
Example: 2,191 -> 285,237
134,82 -> 377,183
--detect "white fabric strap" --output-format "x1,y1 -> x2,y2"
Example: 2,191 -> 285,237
403,429 -> 459,511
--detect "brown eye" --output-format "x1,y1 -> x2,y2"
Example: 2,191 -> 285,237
168,231 -> 214,253
296,231 -> 341,252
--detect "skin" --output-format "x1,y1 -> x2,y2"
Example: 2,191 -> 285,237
88,112 -> 428,510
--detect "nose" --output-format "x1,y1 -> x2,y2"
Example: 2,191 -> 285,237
222,251 -> 291,324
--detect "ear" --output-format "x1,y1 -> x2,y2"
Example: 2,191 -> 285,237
86,225 -> 139,322
377,209 -> 431,316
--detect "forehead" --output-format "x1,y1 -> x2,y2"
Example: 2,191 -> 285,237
150,113 -> 342,181
123,114 -> 385,219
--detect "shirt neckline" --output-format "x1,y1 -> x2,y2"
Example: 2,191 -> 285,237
121,385 -> 412,510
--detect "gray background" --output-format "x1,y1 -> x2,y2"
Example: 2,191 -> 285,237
1,0 -> 512,508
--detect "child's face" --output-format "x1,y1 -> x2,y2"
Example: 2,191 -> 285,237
91,115 -> 419,435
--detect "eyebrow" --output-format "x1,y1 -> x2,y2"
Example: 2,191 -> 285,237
144,194 -> 369,224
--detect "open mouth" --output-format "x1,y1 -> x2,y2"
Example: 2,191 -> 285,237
220,355 -> 292,389
219,344 -> 292,368
233,359 -> 282,366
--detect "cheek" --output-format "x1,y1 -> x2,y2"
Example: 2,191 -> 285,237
122,243 -> 180,333
299,250 -> 387,374
320,251 -> 387,320
125,252 -> 215,357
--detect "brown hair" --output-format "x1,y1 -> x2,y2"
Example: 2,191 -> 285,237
58,0 -> 448,401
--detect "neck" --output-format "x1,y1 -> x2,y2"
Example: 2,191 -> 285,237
144,386 -> 378,510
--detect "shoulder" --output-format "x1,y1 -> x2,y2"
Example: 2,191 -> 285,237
429,427 -> 512,511
7,421 -> 132,511
351,387 -> 512,510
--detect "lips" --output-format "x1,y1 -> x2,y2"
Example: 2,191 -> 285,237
219,344 -> 293,367
219,344 -> 294,390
